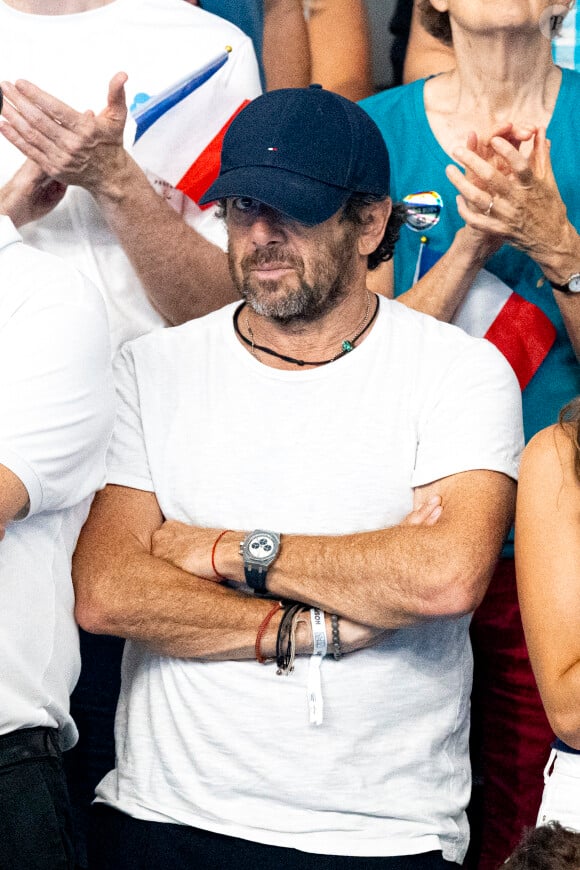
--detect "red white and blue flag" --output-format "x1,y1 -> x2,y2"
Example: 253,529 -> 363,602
130,48 -> 252,208
415,243 -> 556,391
452,268 -> 556,391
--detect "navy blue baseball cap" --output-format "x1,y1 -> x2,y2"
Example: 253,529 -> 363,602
199,84 -> 390,225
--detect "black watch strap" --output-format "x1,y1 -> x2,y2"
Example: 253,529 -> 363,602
244,564 -> 269,594
549,272 -> 580,294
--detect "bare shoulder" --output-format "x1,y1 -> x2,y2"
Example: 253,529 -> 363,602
518,423 -> 580,526
521,424 -> 577,483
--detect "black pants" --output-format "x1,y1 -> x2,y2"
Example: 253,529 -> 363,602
89,805 -> 460,870
0,727 -> 75,870
64,631 -> 125,869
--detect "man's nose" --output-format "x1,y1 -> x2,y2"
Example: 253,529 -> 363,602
249,205 -> 287,247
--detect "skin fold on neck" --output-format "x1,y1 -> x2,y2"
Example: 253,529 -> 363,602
424,16 -> 562,155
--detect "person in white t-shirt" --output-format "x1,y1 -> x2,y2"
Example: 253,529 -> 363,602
0,0 -> 262,353
0,215 -> 114,868
73,86 -> 523,870
0,5 -> 259,865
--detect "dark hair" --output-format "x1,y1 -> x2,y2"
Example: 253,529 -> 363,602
504,822 -> 580,869
559,397 -> 580,483
417,0 -> 452,45
341,195 -> 407,271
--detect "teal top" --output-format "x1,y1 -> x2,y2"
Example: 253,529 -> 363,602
362,71 -> 580,556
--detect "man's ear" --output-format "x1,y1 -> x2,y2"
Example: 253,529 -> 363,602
356,199 -> 392,257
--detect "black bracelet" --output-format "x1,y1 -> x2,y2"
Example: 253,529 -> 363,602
276,602 -> 304,674
330,613 -> 342,661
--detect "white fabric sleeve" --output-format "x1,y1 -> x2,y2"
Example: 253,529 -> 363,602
106,344 -> 155,492
412,338 -> 524,487
0,277 -> 115,516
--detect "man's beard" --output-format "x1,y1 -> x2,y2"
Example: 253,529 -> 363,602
228,225 -> 359,325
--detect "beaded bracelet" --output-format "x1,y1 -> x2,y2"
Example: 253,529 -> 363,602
330,613 -> 342,661
255,601 -> 283,664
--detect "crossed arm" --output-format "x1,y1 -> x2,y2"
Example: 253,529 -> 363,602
516,424 -> 580,749
73,468 -> 515,660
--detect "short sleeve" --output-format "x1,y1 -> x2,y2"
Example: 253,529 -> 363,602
106,344 -> 155,492
0,269 -> 115,516
412,338 -> 524,487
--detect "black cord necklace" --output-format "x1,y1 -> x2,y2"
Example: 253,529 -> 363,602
233,293 -> 380,368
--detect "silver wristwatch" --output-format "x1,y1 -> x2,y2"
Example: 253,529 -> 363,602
550,273 -> 580,294
240,529 -> 281,594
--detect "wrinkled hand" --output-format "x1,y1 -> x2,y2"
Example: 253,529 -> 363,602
0,73 -> 129,194
446,126 -> 569,263
152,521 -> 229,581
464,123 -> 536,183
449,124 -> 538,261
0,159 -> 66,227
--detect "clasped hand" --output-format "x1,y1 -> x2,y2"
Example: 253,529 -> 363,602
447,124 -> 569,264
0,72 -> 129,196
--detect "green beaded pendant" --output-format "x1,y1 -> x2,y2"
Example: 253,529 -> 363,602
342,340 -> 354,353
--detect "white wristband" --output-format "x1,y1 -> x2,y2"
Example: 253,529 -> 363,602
308,608 -> 327,725
310,606 -> 328,657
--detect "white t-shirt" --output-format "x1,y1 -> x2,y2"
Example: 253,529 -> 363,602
0,0 -> 261,352
97,298 -> 523,862
0,216 -> 115,749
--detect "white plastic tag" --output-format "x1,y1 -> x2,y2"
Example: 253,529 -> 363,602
308,608 -> 327,725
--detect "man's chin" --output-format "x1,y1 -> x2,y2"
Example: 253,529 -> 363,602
242,280 -> 308,319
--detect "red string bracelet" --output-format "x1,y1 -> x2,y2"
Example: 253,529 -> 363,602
255,601 -> 283,664
211,529 -> 232,582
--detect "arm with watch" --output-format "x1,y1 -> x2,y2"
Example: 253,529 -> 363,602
72,484 -> 446,662
73,484 -> 409,663
150,468 -> 513,630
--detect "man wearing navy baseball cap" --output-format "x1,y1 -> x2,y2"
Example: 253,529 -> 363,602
75,86 -> 523,869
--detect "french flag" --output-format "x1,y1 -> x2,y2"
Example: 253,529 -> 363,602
452,269 -> 556,390
130,49 -> 254,209
416,244 -> 556,391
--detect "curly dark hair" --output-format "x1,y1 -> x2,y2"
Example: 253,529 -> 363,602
417,0 -> 452,45
341,195 -> 407,271
559,396 -> 580,483
504,822 -> 580,869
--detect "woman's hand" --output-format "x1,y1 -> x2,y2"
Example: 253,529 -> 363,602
446,127 -> 573,273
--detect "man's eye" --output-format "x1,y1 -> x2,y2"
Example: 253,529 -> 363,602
232,197 -> 258,213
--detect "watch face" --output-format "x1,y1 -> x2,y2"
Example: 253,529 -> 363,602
569,274 -> 580,293
248,533 -> 276,563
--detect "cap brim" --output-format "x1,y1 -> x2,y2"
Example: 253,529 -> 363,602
199,165 -> 351,226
